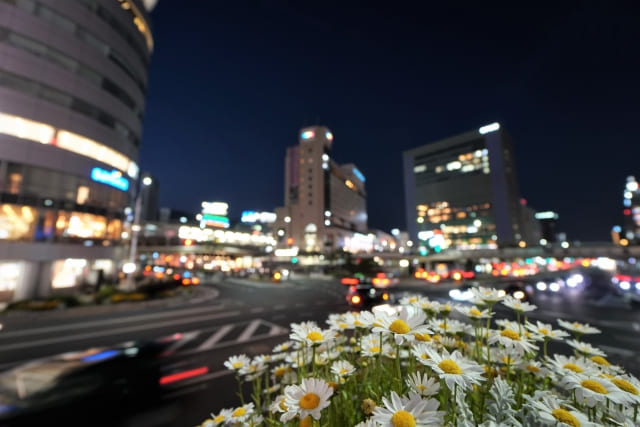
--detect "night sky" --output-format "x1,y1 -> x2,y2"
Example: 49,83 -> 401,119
139,1 -> 640,242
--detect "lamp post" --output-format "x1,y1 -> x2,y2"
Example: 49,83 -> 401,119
122,175 -> 152,291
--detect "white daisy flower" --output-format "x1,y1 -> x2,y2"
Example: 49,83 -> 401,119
560,373 -> 634,407
488,327 -> 538,355
263,384 -> 280,395
224,354 -> 251,372
518,359 -> 550,378
589,355 -> 624,373
273,341 -> 294,353
455,304 -> 493,320
418,347 -> 485,391
372,391 -> 444,426
285,350 -> 313,369
501,295 -> 537,312
427,318 -> 468,335
360,334 -> 392,358
252,354 -> 273,364
290,323 -> 337,347
524,390 -> 597,427
608,374 -> 640,404
246,414 -> 263,426
411,342 -> 436,363
438,336 -> 459,350
330,360 -> 356,378
566,339 -> 606,357
400,294 -> 423,306
469,286 -> 507,305
545,354 -> 597,377
355,310 -> 377,328
207,408 -> 233,426
372,306 -> 432,345
326,313 -> 354,331
354,419 -> 377,427
269,392 -> 288,414
494,347 -> 524,366
406,371 -> 440,397
228,402 -> 254,423
557,319 -> 601,335
525,320 -> 569,341
240,360 -> 266,379
281,377 -> 334,422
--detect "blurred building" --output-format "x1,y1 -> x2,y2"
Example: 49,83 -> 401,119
139,172 -> 159,222
0,0 -> 156,301
402,122 -> 524,251
519,201 -> 541,246
534,211 -> 559,244
274,126 -> 367,254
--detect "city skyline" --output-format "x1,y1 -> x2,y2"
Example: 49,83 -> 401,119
140,2 -> 640,241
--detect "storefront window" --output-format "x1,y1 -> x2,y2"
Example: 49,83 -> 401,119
106,218 -> 122,240
55,211 -> 107,239
0,204 -> 36,240
51,259 -> 87,289
0,262 -> 21,292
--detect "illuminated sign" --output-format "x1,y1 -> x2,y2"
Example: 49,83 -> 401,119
274,247 -> 299,257
241,211 -> 277,223
479,122 -> 500,135
534,211 -> 558,220
301,130 -> 315,140
352,168 -> 365,182
201,201 -> 228,216
200,214 -> 229,229
90,168 -> 129,191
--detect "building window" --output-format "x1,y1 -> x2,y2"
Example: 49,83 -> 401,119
76,186 -> 90,204
8,173 -> 22,194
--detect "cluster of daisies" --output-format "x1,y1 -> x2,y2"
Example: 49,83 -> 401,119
201,287 -> 639,426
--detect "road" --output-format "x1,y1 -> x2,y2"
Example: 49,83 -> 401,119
0,273 -> 638,426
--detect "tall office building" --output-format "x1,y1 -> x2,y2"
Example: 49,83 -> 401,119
402,122 -> 523,251
0,0 -> 156,300
274,126 -> 367,254
622,175 -> 640,245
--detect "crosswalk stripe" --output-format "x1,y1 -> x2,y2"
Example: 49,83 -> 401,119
197,325 -> 234,350
237,320 -> 262,342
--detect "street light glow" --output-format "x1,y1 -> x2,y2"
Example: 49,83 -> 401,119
142,176 -> 153,186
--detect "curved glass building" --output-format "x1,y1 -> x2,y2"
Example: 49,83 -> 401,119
0,0 -> 156,301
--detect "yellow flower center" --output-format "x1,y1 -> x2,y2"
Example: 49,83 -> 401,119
339,322 -> 348,329
590,356 -> 610,366
300,392 -> 321,410
307,331 -> 323,342
438,322 -> 447,330
420,353 -> 428,359
370,346 -> 381,354
279,400 -> 288,411
552,408 -> 580,427
539,328 -> 549,335
469,308 -> 482,316
409,297 -> 418,303
274,367 -> 286,378
443,304 -> 451,312
213,415 -> 225,423
414,333 -> 431,341
232,361 -> 243,369
417,384 -> 426,391
563,363 -> 583,373
500,329 -> 520,340
573,322 -> 581,328
232,408 -> 245,417
354,320 -> 363,326
581,379 -> 608,394
339,368 -> 348,375
389,319 -> 411,334
362,398 -> 376,415
439,359 -> 462,374
391,409 -> 417,427
526,364 -> 539,373
299,416 -> 312,427
612,378 -> 639,395
328,381 -> 338,389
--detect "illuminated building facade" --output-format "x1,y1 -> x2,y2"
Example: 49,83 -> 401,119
274,126 -> 368,254
621,176 -> 640,246
402,123 -> 523,251
0,0 -> 156,300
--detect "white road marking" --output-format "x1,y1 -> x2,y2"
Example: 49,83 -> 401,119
0,310 -> 241,353
197,324 -> 234,350
237,320 -> 262,342
599,344 -> 636,358
0,304 -> 227,339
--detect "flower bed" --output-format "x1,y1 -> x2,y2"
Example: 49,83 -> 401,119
202,286 -> 639,426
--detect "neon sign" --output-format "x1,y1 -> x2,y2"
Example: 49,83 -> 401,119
90,168 -> 129,191
352,168 -> 366,182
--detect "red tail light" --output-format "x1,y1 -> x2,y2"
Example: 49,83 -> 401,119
192,277 -> 200,285
351,295 -> 362,305
181,278 -> 191,286
159,366 -> 209,385
341,277 -> 359,285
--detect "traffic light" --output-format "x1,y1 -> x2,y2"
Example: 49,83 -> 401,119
291,257 -> 298,264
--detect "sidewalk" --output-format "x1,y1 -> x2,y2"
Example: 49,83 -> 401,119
0,285 -> 220,320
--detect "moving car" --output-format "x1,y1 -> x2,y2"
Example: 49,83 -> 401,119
0,334 -> 208,426
345,283 -> 391,309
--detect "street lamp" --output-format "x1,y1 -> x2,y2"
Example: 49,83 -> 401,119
122,175 -> 152,290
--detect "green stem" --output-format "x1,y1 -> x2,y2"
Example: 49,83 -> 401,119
452,383 -> 458,425
236,374 -> 245,404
